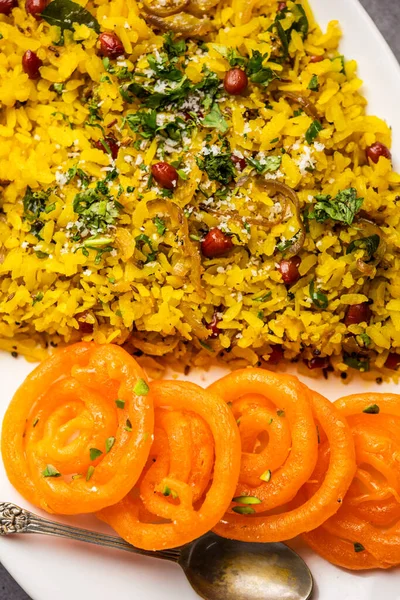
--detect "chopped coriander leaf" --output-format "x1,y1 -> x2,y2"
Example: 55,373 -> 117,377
358,333 -> 371,347
23,186 -> 51,220
177,169 -> 189,181
309,188 -> 364,226
253,291 -> 272,302
344,355 -> 370,372
162,485 -> 179,499
44,202 -> 56,214
354,542 -> 365,553
105,436 -> 115,453
277,409 -> 285,417
135,234 -> 157,263
147,53 -> 183,82
291,3 -> 309,37
134,378 -> 150,396
202,103 -> 229,133
115,399 -> 125,409
66,164 -> 90,187
305,119 -> 323,144
102,57 -> 115,74
163,32 -> 186,58
42,464 -> 61,478
260,469 -> 271,482
247,50 -> 278,86
126,109 -> 157,139
308,74 -> 319,91
73,185 -> 121,235
125,418 -> 133,432
86,465 -> 95,481
362,403 -> 380,414
196,152 -> 236,185
232,506 -> 256,515
277,231 -> 301,252
309,279 -> 328,309
35,250 -> 49,259
199,340 -> 214,352
247,155 -> 282,173
346,234 -> 380,259
89,447 -> 103,461
195,70 -> 220,110
53,82 -> 64,94
233,495 -> 262,505
32,292 -> 44,306
154,216 -> 166,236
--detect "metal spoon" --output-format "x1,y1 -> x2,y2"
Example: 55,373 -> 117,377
0,502 -> 313,600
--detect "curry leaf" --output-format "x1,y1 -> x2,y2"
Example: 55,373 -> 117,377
247,155 -> 282,173
41,0 -> 100,33
305,119 -> 323,144
309,188 -> 364,226
346,234 -> 380,259
309,279 -> 328,309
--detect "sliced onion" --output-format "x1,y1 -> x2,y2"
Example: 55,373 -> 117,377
180,303 -> 210,339
275,91 -> 320,120
144,12 -> 211,36
260,180 -> 306,255
143,0 -> 189,17
148,199 -> 205,297
186,0 -> 220,16
130,334 -> 179,356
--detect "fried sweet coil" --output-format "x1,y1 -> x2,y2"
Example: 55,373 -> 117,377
303,393 -> 400,570
99,380 -> 241,550
1,343 -> 153,515
208,370 -> 356,542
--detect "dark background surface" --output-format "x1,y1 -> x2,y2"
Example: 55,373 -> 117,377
1,0 -> 400,599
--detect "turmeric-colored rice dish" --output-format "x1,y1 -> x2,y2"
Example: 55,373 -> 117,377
1,0 -> 400,378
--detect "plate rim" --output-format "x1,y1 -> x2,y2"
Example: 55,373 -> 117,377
1,0 -> 400,599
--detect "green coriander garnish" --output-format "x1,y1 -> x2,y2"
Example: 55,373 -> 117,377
115,399 -> 125,409
260,470 -> 271,482
232,506 -> 256,515
89,448 -> 103,461
162,485 -> 179,499
86,465 -> 95,481
105,437 -> 115,453
362,404 -> 380,414
134,378 -> 149,396
277,409 -> 285,417
233,495 -> 262,505
354,542 -> 365,553
125,418 -> 133,432
42,464 -> 61,478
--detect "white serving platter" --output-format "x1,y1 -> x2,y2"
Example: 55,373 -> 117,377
1,0 -> 400,598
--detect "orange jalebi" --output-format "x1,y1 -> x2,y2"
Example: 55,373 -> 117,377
1,343 -> 153,514
208,369 -> 356,542
303,393 -> 400,570
99,380 -> 241,550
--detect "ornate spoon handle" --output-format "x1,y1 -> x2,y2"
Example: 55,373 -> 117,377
0,502 -> 180,562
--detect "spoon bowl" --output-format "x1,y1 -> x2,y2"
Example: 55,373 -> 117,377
0,502 -> 313,600
180,531 -> 313,600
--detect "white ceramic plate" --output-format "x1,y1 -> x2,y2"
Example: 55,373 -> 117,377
1,1 -> 400,598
